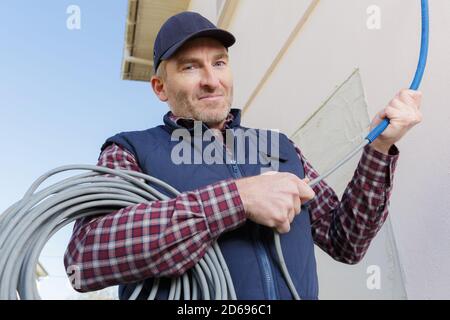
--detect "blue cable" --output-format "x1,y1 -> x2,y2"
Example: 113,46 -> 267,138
308,0 -> 429,187
290,1 -> 431,300
366,0 -> 429,143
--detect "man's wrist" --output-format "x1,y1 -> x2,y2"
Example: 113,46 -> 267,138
369,140 -> 393,155
234,177 -> 252,218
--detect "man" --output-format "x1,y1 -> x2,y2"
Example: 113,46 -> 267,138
64,12 -> 423,300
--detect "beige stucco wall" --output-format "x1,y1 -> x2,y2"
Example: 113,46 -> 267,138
189,0 -> 450,299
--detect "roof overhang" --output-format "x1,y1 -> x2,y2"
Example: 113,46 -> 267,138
122,0 -> 191,82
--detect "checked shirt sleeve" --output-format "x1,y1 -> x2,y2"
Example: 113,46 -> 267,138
64,143 -> 246,292
293,142 -> 400,264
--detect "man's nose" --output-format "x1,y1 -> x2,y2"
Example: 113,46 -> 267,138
200,65 -> 220,89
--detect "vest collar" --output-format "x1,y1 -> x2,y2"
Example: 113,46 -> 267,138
163,108 -> 242,133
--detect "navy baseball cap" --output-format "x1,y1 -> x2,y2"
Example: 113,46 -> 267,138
153,11 -> 236,73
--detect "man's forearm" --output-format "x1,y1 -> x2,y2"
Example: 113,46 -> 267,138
64,179 -> 245,292
64,144 -> 246,292
298,143 -> 399,264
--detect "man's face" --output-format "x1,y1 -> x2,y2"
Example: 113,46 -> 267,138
153,37 -> 234,127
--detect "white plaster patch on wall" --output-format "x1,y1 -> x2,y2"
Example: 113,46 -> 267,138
291,68 -> 370,196
291,69 -> 407,299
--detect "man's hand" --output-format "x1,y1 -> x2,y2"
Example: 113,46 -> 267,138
370,89 -> 423,154
235,172 -> 315,234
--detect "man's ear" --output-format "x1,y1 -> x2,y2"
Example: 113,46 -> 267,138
151,76 -> 168,102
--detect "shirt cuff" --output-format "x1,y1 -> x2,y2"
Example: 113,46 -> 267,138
198,179 -> 247,239
357,144 -> 400,187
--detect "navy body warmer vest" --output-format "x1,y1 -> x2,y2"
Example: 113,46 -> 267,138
102,109 -> 319,300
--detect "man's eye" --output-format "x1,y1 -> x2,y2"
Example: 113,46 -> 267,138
183,65 -> 196,71
215,61 -> 226,67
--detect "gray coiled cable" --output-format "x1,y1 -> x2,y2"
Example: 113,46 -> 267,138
0,136 -> 362,300
0,164 -> 299,300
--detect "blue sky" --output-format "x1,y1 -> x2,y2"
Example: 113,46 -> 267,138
0,1 -> 167,299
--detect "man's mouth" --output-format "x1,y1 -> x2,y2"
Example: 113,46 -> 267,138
199,95 -> 224,101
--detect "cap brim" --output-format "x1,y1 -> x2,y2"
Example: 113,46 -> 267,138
160,28 -> 236,62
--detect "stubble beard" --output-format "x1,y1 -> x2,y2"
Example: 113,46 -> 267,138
171,88 -> 233,127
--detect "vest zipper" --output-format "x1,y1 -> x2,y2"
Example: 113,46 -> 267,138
222,130 -> 278,300
253,225 -> 278,299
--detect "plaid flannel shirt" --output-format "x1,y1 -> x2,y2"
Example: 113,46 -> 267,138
65,118 -> 399,292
